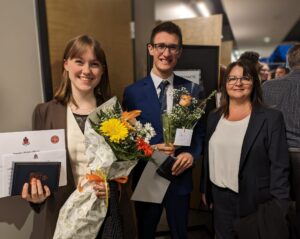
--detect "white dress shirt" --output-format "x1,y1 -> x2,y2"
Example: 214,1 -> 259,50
151,71 -> 174,112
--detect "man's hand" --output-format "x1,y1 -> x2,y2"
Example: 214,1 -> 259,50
153,143 -> 175,156
171,152 -> 193,176
22,178 -> 51,204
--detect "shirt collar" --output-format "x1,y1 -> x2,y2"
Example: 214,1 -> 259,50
150,70 -> 174,90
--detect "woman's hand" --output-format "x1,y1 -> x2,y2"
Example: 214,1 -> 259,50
200,193 -> 213,209
93,181 -> 109,200
22,178 -> 51,204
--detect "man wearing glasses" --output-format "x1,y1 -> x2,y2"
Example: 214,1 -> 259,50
123,21 -> 204,239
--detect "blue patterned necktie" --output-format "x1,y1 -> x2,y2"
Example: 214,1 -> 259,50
158,80 -> 169,113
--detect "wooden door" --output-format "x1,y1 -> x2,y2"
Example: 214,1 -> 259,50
45,0 -> 134,101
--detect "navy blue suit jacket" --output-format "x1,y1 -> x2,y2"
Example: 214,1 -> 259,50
123,74 -> 205,195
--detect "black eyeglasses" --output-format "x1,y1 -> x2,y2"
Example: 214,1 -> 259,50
152,43 -> 181,54
226,76 -> 252,85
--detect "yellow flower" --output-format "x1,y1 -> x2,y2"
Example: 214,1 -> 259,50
100,118 -> 128,143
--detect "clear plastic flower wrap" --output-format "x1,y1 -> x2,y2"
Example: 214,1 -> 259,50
162,88 -> 216,146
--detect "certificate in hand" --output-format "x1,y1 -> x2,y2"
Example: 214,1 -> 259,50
131,151 -> 171,203
11,162 -> 61,196
0,129 -> 66,198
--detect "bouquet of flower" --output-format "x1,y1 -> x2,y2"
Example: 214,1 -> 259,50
53,97 -> 155,239
162,88 -> 216,146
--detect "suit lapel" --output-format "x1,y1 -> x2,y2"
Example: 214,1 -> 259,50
239,106 -> 265,171
142,75 -> 161,119
173,75 -> 189,91
173,75 -> 200,99
209,111 -> 222,138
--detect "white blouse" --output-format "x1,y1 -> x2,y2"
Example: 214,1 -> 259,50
66,106 -> 90,186
209,114 -> 250,192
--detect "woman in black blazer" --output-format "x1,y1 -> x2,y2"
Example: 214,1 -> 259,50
200,60 -> 289,239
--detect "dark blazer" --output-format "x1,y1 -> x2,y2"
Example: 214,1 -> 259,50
234,199 -> 289,239
263,69 -> 300,148
201,106 -> 290,217
123,75 -> 205,195
29,100 -> 135,239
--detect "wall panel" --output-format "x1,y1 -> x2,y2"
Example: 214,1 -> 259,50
0,0 -> 43,237
173,15 -> 223,46
45,0 -> 134,101
221,40 -> 233,66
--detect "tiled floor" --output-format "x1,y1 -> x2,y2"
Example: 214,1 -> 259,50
156,208 -> 213,239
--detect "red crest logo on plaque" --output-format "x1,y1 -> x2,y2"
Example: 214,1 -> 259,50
22,137 -> 30,146
51,135 -> 59,144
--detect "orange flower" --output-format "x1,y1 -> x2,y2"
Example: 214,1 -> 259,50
179,95 -> 192,107
136,138 -> 153,157
121,110 -> 141,121
121,110 -> 142,130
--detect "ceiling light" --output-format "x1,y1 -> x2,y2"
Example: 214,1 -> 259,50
175,3 -> 197,19
196,2 -> 210,17
263,37 -> 271,43
155,3 -> 196,21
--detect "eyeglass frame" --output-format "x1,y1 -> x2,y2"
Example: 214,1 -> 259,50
226,75 -> 253,85
151,43 -> 182,54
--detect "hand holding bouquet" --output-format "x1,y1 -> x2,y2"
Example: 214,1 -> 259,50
53,97 -> 155,239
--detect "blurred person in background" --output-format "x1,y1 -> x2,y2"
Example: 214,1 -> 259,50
275,65 -> 290,78
239,51 -> 260,72
263,44 -> 300,239
259,62 -> 271,84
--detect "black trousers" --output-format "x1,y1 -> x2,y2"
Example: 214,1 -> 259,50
134,186 -> 190,239
289,148 -> 300,238
97,182 -> 123,239
211,184 -> 239,239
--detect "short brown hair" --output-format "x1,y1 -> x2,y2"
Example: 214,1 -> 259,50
287,44 -> 300,69
54,35 -> 111,106
150,21 -> 183,46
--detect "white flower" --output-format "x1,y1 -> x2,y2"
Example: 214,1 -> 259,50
134,121 -> 143,131
133,121 -> 156,143
144,123 -> 156,138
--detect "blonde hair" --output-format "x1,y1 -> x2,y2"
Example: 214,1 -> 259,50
54,35 -> 111,106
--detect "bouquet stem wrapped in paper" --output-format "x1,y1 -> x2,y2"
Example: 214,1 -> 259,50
53,97 -> 155,239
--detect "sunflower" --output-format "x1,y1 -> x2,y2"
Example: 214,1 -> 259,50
100,118 -> 128,143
